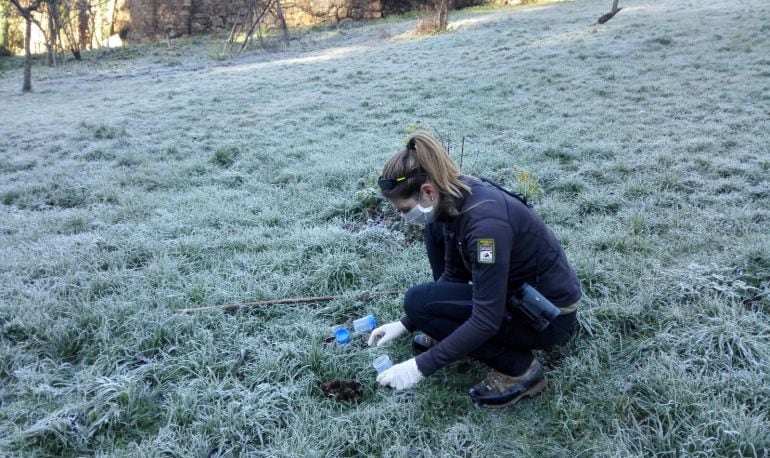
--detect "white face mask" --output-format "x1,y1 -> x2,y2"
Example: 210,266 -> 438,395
402,202 -> 435,225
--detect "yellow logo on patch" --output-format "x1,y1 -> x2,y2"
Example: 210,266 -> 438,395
478,239 -> 495,264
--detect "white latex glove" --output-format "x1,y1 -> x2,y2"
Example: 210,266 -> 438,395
377,358 -> 424,390
367,320 -> 407,347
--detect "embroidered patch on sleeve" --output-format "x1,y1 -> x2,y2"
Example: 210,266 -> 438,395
477,239 -> 495,264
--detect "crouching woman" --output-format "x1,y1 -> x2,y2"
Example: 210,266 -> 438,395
368,131 -> 581,409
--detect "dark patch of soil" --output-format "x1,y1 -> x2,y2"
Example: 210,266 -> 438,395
319,379 -> 363,402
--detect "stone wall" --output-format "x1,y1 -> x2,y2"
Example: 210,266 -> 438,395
282,0 -> 382,25
114,0 -> 383,42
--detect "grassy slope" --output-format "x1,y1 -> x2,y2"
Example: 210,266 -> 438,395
1,0 -> 769,455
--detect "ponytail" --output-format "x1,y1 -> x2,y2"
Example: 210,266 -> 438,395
380,131 -> 471,215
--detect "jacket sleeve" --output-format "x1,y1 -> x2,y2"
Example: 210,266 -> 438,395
416,217 -> 513,376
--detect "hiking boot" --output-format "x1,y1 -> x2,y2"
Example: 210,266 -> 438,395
411,333 -> 438,355
468,358 -> 547,409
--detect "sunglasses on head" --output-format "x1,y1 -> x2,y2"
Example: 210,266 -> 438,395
377,172 -> 427,193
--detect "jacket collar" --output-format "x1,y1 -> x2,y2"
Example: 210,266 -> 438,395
436,175 -> 475,224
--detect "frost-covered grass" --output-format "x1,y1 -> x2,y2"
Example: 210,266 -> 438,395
1,0 -> 769,455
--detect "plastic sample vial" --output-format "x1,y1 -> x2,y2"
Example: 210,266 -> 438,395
372,354 -> 393,374
353,314 -> 377,333
335,328 -> 351,345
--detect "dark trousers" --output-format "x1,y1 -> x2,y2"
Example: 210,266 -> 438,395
408,223 -> 576,376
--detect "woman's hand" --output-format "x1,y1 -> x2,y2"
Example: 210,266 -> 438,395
377,358 -> 424,390
367,321 -> 407,347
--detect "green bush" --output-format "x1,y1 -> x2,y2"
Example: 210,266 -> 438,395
211,147 -> 240,168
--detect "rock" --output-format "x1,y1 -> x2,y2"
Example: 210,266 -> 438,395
310,0 -> 335,15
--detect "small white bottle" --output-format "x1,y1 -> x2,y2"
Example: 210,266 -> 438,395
353,314 -> 377,334
372,354 -> 393,374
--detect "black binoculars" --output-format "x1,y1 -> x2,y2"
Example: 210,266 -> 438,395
509,283 -> 561,332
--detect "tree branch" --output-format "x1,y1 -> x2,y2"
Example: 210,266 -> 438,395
8,0 -> 45,17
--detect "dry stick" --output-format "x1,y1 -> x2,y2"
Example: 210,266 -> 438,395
224,2 -> 247,56
175,290 -> 402,313
597,0 -> 622,24
238,0 -> 276,56
239,0 -> 262,55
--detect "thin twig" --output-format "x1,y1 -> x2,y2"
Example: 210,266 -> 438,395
237,0 -> 276,56
175,290 -> 402,313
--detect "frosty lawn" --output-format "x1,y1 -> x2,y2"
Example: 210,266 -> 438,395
1,0 -> 769,455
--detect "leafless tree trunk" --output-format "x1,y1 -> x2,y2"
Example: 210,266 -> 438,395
23,13 -> 32,90
77,0 -> 89,48
275,0 -> 289,44
436,0 -> 448,31
46,1 -> 59,66
415,0 -> 448,34
9,0 -> 44,92
88,2 -> 96,47
0,2 -> 10,53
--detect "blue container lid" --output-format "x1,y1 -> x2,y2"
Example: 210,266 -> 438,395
335,328 -> 351,344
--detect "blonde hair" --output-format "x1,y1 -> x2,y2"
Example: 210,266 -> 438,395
380,131 -> 471,212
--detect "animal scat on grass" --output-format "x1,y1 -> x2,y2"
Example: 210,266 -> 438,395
318,379 -> 363,403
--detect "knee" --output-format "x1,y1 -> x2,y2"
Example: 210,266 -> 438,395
404,282 -> 432,321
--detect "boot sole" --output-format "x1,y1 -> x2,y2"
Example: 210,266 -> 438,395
477,377 -> 548,410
